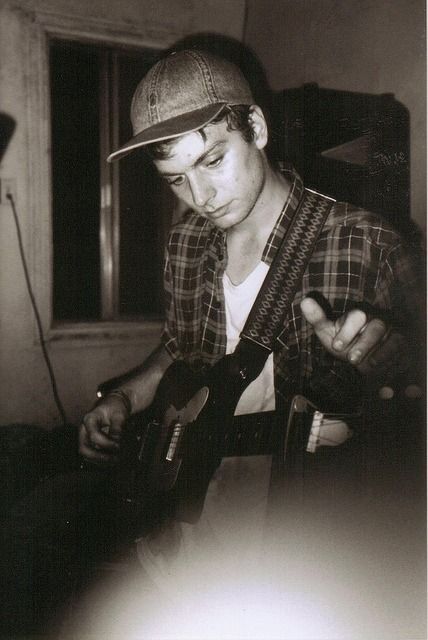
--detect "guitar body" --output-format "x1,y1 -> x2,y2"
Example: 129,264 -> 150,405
119,353 -> 265,525
116,354 -> 361,532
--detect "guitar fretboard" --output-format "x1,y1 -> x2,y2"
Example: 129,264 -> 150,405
222,411 -> 278,457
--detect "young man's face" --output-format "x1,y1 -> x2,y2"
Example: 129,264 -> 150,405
153,114 -> 268,231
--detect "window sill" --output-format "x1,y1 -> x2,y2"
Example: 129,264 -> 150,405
47,319 -> 163,346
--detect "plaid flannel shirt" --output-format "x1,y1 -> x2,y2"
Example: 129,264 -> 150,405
161,168 -> 423,412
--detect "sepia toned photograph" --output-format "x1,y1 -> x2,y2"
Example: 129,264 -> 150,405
0,1 -> 426,638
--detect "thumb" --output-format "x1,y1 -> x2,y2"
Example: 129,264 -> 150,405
301,296 -> 330,329
109,410 -> 126,441
300,296 -> 336,345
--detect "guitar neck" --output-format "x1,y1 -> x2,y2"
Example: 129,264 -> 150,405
223,411 -> 279,457
180,410 -> 279,459
180,403 -> 359,462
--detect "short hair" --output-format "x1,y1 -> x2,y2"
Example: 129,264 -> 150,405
145,104 -> 255,161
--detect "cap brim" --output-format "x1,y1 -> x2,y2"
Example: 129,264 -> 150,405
107,103 -> 226,162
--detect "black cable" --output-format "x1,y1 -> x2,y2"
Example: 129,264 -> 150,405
7,192 -> 68,425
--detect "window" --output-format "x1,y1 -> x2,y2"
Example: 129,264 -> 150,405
50,39 -> 174,323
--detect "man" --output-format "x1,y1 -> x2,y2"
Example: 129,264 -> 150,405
1,49 -> 422,636
76,49 -> 423,591
80,49 -> 419,465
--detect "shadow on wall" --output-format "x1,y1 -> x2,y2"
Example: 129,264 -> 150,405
0,112 -> 16,162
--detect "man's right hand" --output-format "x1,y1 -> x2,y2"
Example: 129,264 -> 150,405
79,346 -> 173,465
79,395 -> 128,465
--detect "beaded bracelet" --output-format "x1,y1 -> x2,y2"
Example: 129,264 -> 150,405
106,388 -> 132,417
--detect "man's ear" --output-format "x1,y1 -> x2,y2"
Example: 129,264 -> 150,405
249,105 -> 268,150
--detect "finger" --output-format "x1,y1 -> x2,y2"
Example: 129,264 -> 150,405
357,331 -> 410,378
78,425 -> 118,463
347,317 -> 387,365
332,309 -> 368,352
80,443 -> 118,464
366,330 -> 406,368
300,297 -> 328,328
300,297 -> 336,346
82,412 -> 120,451
108,411 -> 126,442
88,424 -> 120,450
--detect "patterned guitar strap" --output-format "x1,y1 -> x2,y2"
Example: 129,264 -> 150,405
238,187 -> 335,362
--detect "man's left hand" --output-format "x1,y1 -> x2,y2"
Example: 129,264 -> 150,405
300,296 -> 407,375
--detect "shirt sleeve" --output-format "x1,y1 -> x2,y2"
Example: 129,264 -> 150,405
303,221 -> 425,410
372,238 -> 425,338
160,244 -> 182,361
374,238 -> 425,389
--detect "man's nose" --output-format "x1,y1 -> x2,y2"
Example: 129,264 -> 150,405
188,176 -> 215,208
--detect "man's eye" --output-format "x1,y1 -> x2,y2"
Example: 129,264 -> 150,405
166,176 -> 185,186
206,157 -> 222,168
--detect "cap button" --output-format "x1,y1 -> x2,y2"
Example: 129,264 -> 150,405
378,386 -> 394,400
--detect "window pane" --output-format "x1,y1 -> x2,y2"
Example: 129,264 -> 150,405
51,41 -> 172,323
117,52 -> 174,318
51,41 -> 101,321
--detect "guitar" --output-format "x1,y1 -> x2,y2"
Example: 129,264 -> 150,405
110,354 -> 359,531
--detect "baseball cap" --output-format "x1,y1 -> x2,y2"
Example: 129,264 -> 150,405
107,49 -> 255,162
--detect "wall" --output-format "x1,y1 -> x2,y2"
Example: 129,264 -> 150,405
0,0 -> 246,427
0,0 -> 425,428
244,0 -> 426,232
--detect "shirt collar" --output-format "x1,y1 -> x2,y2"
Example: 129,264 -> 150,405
208,165 -> 305,266
261,165 -> 304,265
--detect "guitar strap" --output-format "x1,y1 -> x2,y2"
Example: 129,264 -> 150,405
239,187 -> 335,355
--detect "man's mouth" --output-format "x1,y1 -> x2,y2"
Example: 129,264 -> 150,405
205,204 -> 229,219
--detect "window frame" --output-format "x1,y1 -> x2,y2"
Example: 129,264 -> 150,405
99,48 -> 119,321
25,10 -> 180,343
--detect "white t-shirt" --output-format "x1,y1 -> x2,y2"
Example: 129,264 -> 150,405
136,262 -> 275,590
223,261 -> 276,416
